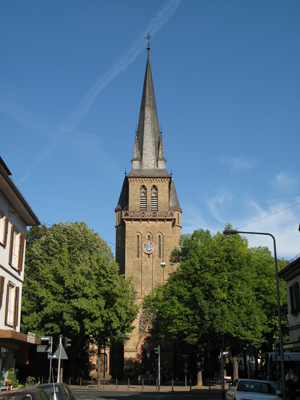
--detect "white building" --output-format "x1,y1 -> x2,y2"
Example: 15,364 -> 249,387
0,157 -> 40,379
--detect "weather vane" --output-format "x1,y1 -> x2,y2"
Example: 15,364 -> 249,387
145,31 -> 153,50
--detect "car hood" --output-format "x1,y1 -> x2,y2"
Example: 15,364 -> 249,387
237,391 -> 280,400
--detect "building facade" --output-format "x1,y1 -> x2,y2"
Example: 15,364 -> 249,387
0,157 -> 40,381
279,255 -> 300,350
112,49 -> 182,377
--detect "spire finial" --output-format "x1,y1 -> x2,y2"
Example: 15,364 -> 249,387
145,31 -> 153,53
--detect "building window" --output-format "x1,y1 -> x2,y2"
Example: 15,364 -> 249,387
137,235 -> 140,258
0,211 -> 8,247
158,235 -> 161,258
151,186 -> 158,211
5,282 -> 19,327
140,186 -> 147,211
290,282 -> 300,316
9,225 -> 25,270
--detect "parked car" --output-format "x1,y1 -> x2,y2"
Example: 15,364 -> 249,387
0,388 -> 50,400
36,384 -> 75,400
226,379 -> 281,400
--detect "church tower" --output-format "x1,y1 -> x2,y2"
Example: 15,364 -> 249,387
114,45 -> 182,376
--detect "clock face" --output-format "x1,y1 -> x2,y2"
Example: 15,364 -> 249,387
142,240 -> 155,254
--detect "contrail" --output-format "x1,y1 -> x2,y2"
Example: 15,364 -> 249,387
18,0 -> 182,184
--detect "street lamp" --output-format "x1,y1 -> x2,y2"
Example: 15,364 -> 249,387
160,261 -> 166,284
223,229 -> 286,400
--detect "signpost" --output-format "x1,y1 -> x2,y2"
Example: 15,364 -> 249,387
38,336 -> 53,383
182,355 -> 188,386
53,336 -> 68,383
154,345 -> 161,391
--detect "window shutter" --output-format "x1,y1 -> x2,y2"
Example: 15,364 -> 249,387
140,186 -> 147,211
0,276 -> 5,307
295,282 -> 300,311
9,225 -> 14,265
14,287 -> 19,327
5,282 -> 10,325
18,233 -> 25,271
151,186 -> 158,211
2,216 -> 8,247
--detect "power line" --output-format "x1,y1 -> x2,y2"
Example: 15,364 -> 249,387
237,201 -> 300,230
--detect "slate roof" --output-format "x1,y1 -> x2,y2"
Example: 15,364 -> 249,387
128,50 -> 169,177
116,50 -> 181,212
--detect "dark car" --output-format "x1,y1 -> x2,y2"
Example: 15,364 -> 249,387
36,384 -> 75,400
0,388 -> 50,400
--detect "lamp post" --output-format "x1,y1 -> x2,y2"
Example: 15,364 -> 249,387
160,261 -> 166,284
223,229 -> 286,400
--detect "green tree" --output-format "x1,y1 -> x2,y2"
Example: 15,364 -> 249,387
250,246 -> 288,350
143,227 -> 286,385
22,221 -> 138,383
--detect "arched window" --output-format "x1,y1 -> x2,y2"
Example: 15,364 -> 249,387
151,186 -> 158,211
140,186 -> 147,211
158,235 -> 161,258
137,235 -> 140,258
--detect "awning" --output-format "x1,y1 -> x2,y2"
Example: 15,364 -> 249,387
0,330 -> 41,345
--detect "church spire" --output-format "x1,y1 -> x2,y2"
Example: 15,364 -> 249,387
128,46 -> 169,177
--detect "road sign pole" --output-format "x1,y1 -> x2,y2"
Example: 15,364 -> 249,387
48,337 -> 53,383
57,335 -> 62,383
158,348 -> 160,391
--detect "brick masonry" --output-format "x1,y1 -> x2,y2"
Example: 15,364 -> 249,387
114,176 -> 182,376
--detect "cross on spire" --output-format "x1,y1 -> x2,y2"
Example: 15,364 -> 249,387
145,32 -> 153,51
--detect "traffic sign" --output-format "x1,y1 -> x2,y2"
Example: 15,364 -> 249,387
41,336 -> 52,342
37,345 -> 51,353
52,345 -> 68,360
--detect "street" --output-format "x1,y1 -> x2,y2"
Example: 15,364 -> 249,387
72,388 -> 223,400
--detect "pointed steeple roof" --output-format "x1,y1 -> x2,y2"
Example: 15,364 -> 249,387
128,51 -> 170,178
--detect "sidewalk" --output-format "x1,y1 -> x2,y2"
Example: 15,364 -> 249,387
69,383 -> 224,393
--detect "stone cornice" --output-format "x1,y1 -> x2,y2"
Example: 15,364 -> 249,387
122,210 -> 175,220
128,177 -> 170,184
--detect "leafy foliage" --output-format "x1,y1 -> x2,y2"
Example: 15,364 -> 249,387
22,221 -> 138,355
143,225 -> 288,381
145,228 -> 267,347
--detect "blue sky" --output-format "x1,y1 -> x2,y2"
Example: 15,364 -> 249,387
1,0 -> 299,260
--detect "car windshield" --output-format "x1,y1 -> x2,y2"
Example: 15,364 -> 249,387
0,395 -> 33,400
237,381 -> 276,394
39,387 -> 60,400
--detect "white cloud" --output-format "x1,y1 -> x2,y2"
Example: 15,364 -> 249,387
207,191 -> 233,222
182,194 -> 300,261
181,202 -> 210,235
1,0 -> 182,183
273,172 -> 297,191
219,155 -> 257,171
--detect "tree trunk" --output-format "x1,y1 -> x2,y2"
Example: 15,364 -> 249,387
97,346 -> 101,388
196,344 -> 203,387
233,355 -> 239,381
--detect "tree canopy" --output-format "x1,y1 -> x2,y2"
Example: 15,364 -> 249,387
22,221 -> 138,377
143,225 -> 288,384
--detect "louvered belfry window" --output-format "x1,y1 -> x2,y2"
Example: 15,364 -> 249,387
140,186 -> 147,211
151,186 -> 158,211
